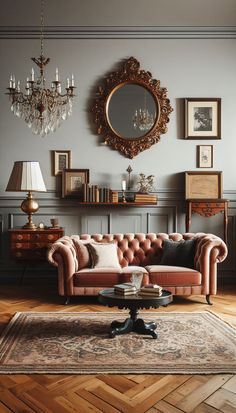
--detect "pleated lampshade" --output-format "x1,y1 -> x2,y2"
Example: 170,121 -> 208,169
6,161 -> 46,229
6,161 -> 46,192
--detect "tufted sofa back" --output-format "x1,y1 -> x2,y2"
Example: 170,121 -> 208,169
74,232 -> 196,268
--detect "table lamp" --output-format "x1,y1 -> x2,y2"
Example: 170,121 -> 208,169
6,161 -> 46,229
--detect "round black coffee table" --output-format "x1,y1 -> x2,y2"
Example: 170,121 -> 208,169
98,289 -> 173,339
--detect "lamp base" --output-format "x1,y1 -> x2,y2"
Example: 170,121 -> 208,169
22,222 -> 37,230
21,192 -> 39,230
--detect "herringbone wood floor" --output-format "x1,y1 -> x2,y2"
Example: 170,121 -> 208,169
0,279 -> 235,413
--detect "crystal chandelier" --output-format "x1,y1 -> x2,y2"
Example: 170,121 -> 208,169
6,0 -> 76,137
132,90 -> 154,132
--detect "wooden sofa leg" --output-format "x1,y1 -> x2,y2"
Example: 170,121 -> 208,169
206,294 -> 213,305
64,296 -> 71,305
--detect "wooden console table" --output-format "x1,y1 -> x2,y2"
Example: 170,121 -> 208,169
186,199 -> 228,244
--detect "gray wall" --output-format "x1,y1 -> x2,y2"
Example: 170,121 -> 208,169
0,0 -> 236,280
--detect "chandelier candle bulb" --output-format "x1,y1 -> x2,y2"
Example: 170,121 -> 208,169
71,74 -> 74,87
31,68 -> 34,81
66,78 -> 70,88
55,68 -> 59,81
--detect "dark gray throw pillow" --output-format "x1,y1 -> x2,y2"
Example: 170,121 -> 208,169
159,239 -> 196,269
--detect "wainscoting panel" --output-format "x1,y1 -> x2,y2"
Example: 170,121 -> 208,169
110,213 -> 143,233
81,214 -> 110,234
147,207 -> 177,233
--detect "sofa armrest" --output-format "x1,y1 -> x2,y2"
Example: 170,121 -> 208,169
47,236 -> 78,295
194,233 -> 228,295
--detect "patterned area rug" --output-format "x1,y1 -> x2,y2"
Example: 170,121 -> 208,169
0,311 -> 235,374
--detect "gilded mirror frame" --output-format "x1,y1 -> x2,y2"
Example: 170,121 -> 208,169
92,57 -> 173,158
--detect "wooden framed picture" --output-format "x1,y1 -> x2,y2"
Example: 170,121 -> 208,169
197,145 -> 213,168
62,169 -> 90,199
53,150 -> 71,176
185,171 -> 222,199
184,98 -> 221,139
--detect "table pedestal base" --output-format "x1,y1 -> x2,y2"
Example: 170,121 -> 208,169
110,308 -> 157,339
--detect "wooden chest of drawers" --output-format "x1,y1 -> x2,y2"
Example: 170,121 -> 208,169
9,228 -> 64,262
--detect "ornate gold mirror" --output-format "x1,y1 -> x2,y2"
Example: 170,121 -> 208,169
92,57 -> 173,158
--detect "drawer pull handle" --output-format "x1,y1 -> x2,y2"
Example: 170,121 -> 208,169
16,243 -> 22,249
47,235 -> 54,240
17,235 -> 23,240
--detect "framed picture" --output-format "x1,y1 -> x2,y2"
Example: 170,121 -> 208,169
185,171 -> 222,199
184,98 -> 221,139
197,145 -> 213,168
53,150 -> 71,176
62,169 -> 89,199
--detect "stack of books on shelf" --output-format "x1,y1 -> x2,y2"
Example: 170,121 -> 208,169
139,284 -> 163,297
82,184 -> 99,202
134,193 -> 157,204
82,184 -> 112,202
110,191 -> 118,203
114,283 -> 137,295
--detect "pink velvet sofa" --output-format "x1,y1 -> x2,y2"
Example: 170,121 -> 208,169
47,232 -> 227,305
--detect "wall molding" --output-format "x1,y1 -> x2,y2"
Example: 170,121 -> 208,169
0,26 -> 236,39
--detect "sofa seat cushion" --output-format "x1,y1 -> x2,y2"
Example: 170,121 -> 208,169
73,268 -> 122,287
145,265 -> 202,286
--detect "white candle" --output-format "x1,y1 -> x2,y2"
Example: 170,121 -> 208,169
66,78 -> 70,88
58,84 -> 61,94
16,81 -> 20,92
9,75 -> 13,88
122,180 -> 126,191
55,68 -> 59,81
12,75 -> 16,89
71,73 -> 74,87
26,77 -> 30,88
31,68 -> 34,81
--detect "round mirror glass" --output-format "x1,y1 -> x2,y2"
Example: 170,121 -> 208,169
107,84 -> 158,139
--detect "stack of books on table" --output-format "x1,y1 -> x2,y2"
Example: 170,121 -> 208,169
139,284 -> 163,297
134,193 -> 157,204
114,283 -> 137,296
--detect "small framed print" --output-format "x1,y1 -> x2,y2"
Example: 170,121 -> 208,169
53,150 -> 71,176
197,145 -> 213,168
184,98 -> 221,139
62,169 -> 89,199
185,171 -> 222,199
